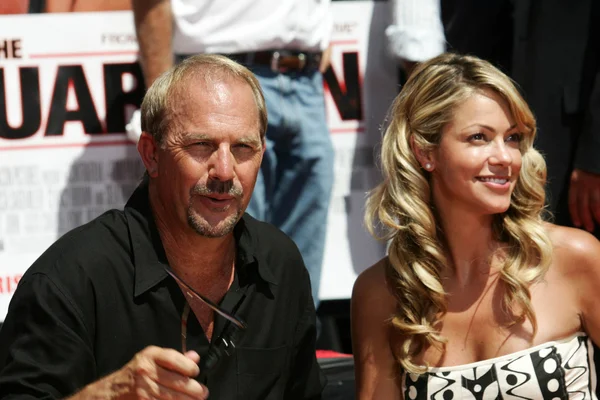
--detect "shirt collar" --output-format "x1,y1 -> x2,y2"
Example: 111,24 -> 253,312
125,179 -> 278,298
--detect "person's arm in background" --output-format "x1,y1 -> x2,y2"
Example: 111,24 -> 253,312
319,46 -> 332,74
0,0 -> 29,14
44,0 -> 73,12
131,0 -> 174,88
385,0 -> 446,78
127,0 -> 173,143
352,260 -> 403,399
570,63 -> 600,232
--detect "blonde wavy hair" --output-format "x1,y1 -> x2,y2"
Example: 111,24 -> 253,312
365,53 -> 553,374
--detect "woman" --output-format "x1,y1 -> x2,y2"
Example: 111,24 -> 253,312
352,53 -> 600,399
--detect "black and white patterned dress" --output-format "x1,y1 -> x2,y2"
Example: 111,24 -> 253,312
402,333 -> 596,399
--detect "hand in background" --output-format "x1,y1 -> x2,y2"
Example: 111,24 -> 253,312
569,168 -> 600,232
319,46 -> 332,74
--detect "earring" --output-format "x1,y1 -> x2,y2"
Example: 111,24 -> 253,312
425,163 -> 432,170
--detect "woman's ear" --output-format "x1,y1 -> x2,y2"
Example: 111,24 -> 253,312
410,136 -> 435,171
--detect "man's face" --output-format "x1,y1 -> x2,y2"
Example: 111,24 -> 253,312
152,76 -> 264,238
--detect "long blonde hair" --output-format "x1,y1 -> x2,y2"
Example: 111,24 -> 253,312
365,53 -> 553,374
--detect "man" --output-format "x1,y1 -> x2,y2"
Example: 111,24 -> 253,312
0,55 -> 325,399
512,0 -> 600,237
131,0 -> 335,310
440,0 -> 513,73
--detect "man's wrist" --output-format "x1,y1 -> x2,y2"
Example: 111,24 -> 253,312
66,368 -> 134,400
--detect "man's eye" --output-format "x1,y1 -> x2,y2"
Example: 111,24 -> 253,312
189,142 -> 215,151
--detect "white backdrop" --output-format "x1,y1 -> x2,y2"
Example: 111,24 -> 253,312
0,1 -> 398,320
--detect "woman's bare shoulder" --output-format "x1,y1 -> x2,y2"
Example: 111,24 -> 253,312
356,257 -> 389,283
352,257 -> 396,309
546,223 -> 600,256
545,223 -> 600,276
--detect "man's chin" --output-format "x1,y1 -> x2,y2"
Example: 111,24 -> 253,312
187,212 -> 240,238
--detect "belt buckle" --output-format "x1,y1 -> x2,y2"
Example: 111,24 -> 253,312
270,51 -> 281,72
297,53 -> 307,70
270,51 -> 308,72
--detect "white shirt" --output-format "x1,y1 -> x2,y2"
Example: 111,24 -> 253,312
386,0 -> 446,63
172,0 -> 332,55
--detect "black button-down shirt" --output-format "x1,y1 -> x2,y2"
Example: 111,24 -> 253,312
0,181 -> 325,399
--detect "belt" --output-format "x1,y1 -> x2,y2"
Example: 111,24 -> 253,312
228,50 -> 322,73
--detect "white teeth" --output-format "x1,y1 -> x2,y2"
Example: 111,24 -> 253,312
479,177 -> 508,184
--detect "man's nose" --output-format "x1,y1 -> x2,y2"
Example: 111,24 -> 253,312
208,145 -> 235,181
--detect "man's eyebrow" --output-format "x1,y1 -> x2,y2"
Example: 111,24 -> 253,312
237,135 -> 262,147
180,132 -> 262,146
182,132 -> 211,141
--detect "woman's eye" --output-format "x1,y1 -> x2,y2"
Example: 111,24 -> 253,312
469,133 -> 485,142
506,133 -> 523,142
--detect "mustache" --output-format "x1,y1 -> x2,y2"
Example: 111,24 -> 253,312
191,180 -> 243,197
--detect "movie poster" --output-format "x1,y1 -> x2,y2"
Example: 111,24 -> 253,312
0,1 -> 397,320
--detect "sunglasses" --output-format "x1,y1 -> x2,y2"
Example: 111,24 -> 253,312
165,266 -> 247,380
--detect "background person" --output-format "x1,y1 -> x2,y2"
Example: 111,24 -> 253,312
512,0 -> 600,236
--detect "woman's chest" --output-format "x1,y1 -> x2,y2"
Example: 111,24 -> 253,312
412,276 -> 581,368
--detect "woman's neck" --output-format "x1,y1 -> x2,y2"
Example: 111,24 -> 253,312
435,201 -> 502,286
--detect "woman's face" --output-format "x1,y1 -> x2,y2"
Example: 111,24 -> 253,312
428,89 -> 523,217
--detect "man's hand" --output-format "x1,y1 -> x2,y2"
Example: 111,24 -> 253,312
70,346 -> 208,399
569,168 -> 600,232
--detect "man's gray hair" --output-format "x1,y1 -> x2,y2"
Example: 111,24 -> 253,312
140,54 -> 268,147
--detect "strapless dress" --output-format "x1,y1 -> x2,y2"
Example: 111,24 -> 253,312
402,332 -> 597,399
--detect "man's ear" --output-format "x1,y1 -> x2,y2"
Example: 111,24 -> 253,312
410,135 -> 435,172
138,132 -> 159,177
